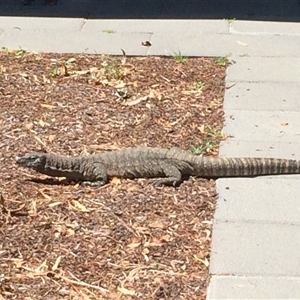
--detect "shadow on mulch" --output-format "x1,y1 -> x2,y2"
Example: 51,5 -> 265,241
0,50 -> 227,299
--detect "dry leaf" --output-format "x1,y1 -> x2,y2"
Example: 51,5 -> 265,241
33,134 -> 47,147
37,259 -> 48,271
48,135 -> 55,143
156,119 -> 180,128
126,242 -> 141,249
127,185 -> 140,191
39,119 -> 45,127
117,286 -> 136,296
151,83 -> 159,88
111,177 -> 122,185
124,95 -> 148,106
199,124 -> 205,133
48,201 -> 62,208
89,67 -> 99,73
280,121 -> 289,126
236,40 -> 248,46
32,74 -> 39,82
194,255 -> 210,267
141,41 -> 152,47
38,189 -> 52,200
73,69 -> 90,75
12,259 -> 24,268
148,221 -> 168,229
71,200 -> 91,212
40,103 -> 56,109
66,228 -> 75,236
161,234 -> 172,242
52,256 -> 61,271
24,122 -> 33,130
115,81 -> 126,89
170,259 -> 184,270
20,73 -> 29,78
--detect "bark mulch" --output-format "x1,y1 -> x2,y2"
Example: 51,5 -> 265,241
0,50 -> 227,300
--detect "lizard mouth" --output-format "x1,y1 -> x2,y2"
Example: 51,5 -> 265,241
16,156 -> 25,164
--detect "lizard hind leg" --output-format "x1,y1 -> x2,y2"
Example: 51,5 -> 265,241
82,162 -> 108,186
151,163 -> 182,187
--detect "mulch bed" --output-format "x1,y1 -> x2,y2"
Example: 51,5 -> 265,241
0,50 -> 226,299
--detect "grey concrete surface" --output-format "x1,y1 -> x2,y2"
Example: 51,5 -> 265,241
222,110 -> 300,142
227,57 -> 300,82
208,276 -> 300,299
224,82 -> 300,111
149,32 -> 300,57
230,20 -> 300,35
216,177 -> 300,223
220,140 -> 300,158
3,18 -> 300,58
210,221 -> 300,276
1,14 -> 300,299
208,18 -> 300,299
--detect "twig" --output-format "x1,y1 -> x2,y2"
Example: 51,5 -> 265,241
60,273 -> 108,293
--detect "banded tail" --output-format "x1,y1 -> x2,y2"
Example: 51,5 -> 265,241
194,157 -> 300,177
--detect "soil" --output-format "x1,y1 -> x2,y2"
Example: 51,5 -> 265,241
0,50 -> 227,300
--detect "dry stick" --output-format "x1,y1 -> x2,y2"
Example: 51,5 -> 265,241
60,272 -> 108,293
21,267 -> 108,293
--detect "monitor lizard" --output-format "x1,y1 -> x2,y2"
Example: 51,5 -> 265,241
16,147 -> 300,186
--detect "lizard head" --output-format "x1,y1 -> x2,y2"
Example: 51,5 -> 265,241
16,152 -> 47,169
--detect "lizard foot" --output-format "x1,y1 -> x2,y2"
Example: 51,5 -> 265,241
82,180 -> 107,187
151,178 -> 181,187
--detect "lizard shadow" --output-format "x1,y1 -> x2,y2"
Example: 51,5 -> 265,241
25,178 -> 76,186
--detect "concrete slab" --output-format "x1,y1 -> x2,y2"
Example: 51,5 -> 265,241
0,19 -> 150,54
0,16 -> 84,31
223,34 -> 300,58
209,221 -> 300,276
82,20 -> 229,34
149,32 -> 300,57
230,20 -> 300,35
0,31 -> 149,55
148,32 -> 232,57
219,140 -> 300,158
224,82 -> 300,111
222,110 -> 300,142
207,275 -> 300,299
227,57 -> 300,82
216,177 -> 300,223
2,18 -> 300,58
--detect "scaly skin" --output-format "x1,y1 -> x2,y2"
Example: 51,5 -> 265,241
16,147 -> 300,186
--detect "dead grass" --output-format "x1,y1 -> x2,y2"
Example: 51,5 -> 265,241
0,49 -> 227,299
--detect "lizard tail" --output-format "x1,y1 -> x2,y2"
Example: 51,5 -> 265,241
193,157 -> 300,177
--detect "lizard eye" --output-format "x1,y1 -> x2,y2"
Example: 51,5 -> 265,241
29,155 -> 43,164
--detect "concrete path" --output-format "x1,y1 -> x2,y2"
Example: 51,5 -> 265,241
1,17 -> 300,299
